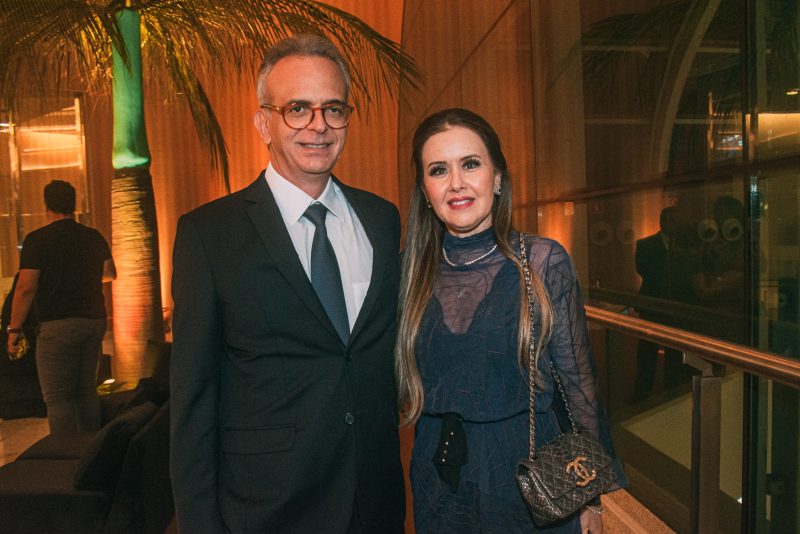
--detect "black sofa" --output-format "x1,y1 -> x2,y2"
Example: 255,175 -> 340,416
0,349 -> 173,534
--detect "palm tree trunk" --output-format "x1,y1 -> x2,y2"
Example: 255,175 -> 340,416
110,8 -> 163,382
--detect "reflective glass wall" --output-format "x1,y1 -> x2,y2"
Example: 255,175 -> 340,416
0,93 -> 91,297
400,1 -> 800,532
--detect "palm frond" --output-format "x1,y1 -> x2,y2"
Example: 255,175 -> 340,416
0,0 -> 126,107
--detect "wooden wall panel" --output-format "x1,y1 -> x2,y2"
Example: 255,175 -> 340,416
144,78 -> 223,316
83,95 -> 114,245
529,0 -> 590,278
530,1 -> 588,200
460,1 -> 535,220
456,0 -> 515,65
398,0 -> 463,142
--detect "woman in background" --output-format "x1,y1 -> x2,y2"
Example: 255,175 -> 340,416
395,108 -> 627,533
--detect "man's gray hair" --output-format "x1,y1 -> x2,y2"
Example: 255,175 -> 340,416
256,34 -> 351,105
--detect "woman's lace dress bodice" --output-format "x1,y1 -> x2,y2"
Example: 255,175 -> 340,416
417,228 -> 527,422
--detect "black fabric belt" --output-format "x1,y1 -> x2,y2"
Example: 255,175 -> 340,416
424,410 -> 529,492
421,409 -> 528,424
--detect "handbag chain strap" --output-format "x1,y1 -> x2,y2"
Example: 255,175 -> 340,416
519,234 -> 579,461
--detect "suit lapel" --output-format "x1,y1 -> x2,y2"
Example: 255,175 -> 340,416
244,174 -> 343,344
336,179 -> 390,345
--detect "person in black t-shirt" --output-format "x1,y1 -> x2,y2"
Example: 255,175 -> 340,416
6,180 -> 116,434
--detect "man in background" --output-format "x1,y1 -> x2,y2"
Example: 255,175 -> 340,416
7,180 -> 116,434
633,206 -> 685,401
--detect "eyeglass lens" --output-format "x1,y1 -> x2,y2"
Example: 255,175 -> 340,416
283,104 -> 351,129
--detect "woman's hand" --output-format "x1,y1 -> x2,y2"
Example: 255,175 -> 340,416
580,506 -> 603,534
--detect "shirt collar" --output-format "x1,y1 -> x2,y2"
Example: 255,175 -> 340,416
264,164 -> 344,225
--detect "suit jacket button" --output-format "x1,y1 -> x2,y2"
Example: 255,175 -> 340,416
345,351 -> 352,361
344,413 -> 354,425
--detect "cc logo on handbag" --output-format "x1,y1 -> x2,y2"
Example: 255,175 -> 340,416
565,456 -> 597,487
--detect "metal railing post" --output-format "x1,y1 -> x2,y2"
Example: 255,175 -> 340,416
684,352 -> 725,534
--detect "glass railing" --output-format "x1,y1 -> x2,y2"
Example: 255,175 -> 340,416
586,304 -> 800,534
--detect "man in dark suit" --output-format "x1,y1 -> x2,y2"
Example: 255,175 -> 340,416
633,207 -> 685,401
170,34 -> 405,533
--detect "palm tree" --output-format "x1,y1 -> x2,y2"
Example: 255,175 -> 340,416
0,0 -> 419,381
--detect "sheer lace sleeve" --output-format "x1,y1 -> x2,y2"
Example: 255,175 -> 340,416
531,237 -> 629,489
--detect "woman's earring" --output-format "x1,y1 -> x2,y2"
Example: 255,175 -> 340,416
425,198 -> 431,208
494,184 -> 502,196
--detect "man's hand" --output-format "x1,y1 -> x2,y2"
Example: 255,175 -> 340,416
7,330 -> 25,359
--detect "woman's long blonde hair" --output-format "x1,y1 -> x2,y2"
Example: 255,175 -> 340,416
395,108 -> 553,426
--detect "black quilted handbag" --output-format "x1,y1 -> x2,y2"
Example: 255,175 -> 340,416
515,235 -> 617,526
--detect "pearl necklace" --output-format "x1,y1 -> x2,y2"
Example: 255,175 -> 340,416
441,243 -> 498,267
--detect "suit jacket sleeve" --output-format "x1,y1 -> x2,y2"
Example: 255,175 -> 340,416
170,214 -> 226,532
540,240 -> 629,490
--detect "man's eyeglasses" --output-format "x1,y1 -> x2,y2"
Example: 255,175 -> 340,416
260,103 -> 354,130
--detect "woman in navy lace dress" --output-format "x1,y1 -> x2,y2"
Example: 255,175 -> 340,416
395,109 -> 627,534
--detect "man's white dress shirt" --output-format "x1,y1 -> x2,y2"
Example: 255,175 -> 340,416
265,164 -> 373,331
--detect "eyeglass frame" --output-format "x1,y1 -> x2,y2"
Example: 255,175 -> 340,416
260,102 -> 355,130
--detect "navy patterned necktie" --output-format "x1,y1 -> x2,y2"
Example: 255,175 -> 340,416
303,203 -> 349,344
